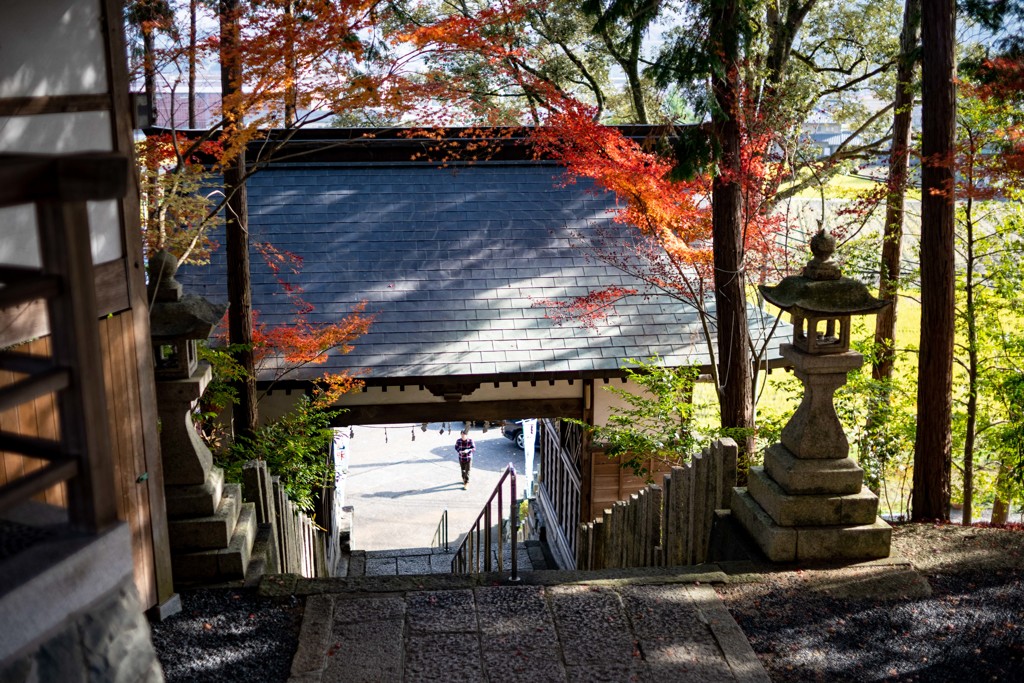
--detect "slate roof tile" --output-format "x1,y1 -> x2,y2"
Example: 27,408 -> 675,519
180,163 -> 787,381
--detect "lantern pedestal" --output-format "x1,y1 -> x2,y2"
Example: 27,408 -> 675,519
731,344 -> 892,562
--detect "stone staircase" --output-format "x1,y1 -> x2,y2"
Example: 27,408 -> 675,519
341,539 -> 548,578
261,563 -> 773,683
166,465 -> 260,584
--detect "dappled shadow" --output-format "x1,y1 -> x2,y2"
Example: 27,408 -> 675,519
363,482 -> 466,498
718,530 -> 1024,682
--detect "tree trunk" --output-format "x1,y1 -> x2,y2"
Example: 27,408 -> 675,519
220,0 -> 258,439
991,460 -> 1011,525
873,0 -> 921,382
143,27 -> 157,127
912,0 -> 955,522
963,187 -> 977,526
711,0 -> 755,462
189,0 -> 197,128
284,1 -> 298,127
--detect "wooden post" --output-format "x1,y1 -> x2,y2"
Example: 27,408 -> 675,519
718,438 -> 739,508
692,450 -> 710,564
670,466 -> 687,566
649,484 -> 663,566
592,517 -> 605,570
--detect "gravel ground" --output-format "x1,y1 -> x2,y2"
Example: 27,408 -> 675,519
150,588 -> 302,683
149,523 -> 1024,682
717,522 -> 1024,682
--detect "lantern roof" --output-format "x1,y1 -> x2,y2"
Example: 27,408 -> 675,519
758,230 -> 889,318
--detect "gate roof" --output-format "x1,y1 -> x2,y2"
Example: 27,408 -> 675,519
176,130 -> 787,388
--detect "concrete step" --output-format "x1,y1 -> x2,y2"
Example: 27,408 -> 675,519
345,538 -> 549,578
244,523 -> 279,588
167,483 -> 242,551
171,502 -> 258,583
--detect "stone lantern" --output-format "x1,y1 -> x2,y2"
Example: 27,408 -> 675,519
149,250 -> 226,380
731,231 -> 893,562
149,252 -> 258,584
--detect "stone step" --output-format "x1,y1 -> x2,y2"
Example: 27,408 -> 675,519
260,562 -> 730,598
731,488 -> 892,563
244,523 -> 279,588
164,466 -> 225,519
747,467 -> 880,527
348,538 -> 548,578
167,483 -> 242,551
171,502 -> 258,583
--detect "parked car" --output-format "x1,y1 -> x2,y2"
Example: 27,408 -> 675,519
502,420 -> 525,449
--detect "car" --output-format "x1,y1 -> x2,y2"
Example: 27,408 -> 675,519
502,420 -> 525,449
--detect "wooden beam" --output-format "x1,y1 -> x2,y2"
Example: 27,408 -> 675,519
0,94 -> 111,117
0,368 -> 69,413
333,398 -> 584,426
0,260 -> 130,349
0,460 -> 78,515
0,153 -> 128,207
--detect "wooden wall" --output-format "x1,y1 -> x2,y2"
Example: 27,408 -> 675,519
588,449 -> 674,522
0,309 -> 167,609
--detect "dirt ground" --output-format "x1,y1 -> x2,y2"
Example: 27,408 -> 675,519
717,522 -> 1024,681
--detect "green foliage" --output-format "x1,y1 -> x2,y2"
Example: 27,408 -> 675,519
835,342 -> 918,499
995,367 -> 1024,490
196,342 -> 340,513
573,357 -> 701,481
220,395 -> 339,512
197,343 -> 246,416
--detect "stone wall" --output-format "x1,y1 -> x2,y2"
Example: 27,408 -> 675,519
0,580 -> 163,683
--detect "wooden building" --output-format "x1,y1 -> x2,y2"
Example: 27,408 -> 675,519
1,0 -> 172,675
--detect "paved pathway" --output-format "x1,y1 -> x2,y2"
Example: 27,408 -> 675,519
282,421 -> 770,681
270,566 -> 771,683
342,423 -> 528,554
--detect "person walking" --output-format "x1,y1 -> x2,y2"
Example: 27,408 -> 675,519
455,428 -> 475,489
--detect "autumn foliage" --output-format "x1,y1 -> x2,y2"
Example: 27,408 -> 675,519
528,96 -> 787,333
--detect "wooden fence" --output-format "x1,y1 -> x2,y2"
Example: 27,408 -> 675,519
242,460 -> 328,578
576,438 -> 738,570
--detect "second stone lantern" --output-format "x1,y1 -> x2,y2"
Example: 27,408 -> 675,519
731,230 -> 893,562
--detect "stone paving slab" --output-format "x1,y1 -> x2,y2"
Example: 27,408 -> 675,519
284,570 -> 771,683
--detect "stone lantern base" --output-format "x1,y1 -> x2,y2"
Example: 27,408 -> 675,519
731,344 -> 892,563
731,479 -> 892,563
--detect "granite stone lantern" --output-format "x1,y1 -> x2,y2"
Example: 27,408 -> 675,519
731,231 -> 894,562
149,251 -> 258,584
149,250 -> 226,488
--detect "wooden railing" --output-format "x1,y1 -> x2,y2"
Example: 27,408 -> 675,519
451,464 -> 519,581
576,438 -> 738,570
536,418 -> 581,569
0,153 -> 128,533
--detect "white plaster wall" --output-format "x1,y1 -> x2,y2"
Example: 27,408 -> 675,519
0,0 -> 107,98
0,1 -> 123,267
591,377 -> 642,427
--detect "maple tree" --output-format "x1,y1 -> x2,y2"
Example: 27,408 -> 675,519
132,0 -> 485,437
137,132 -> 224,267
529,96 -> 788,455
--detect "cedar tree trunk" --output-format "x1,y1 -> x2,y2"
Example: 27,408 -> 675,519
220,0 -> 258,439
912,0 -> 955,521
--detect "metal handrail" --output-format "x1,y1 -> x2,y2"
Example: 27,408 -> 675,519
431,508 -> 449,552
451,463 -> 520,582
